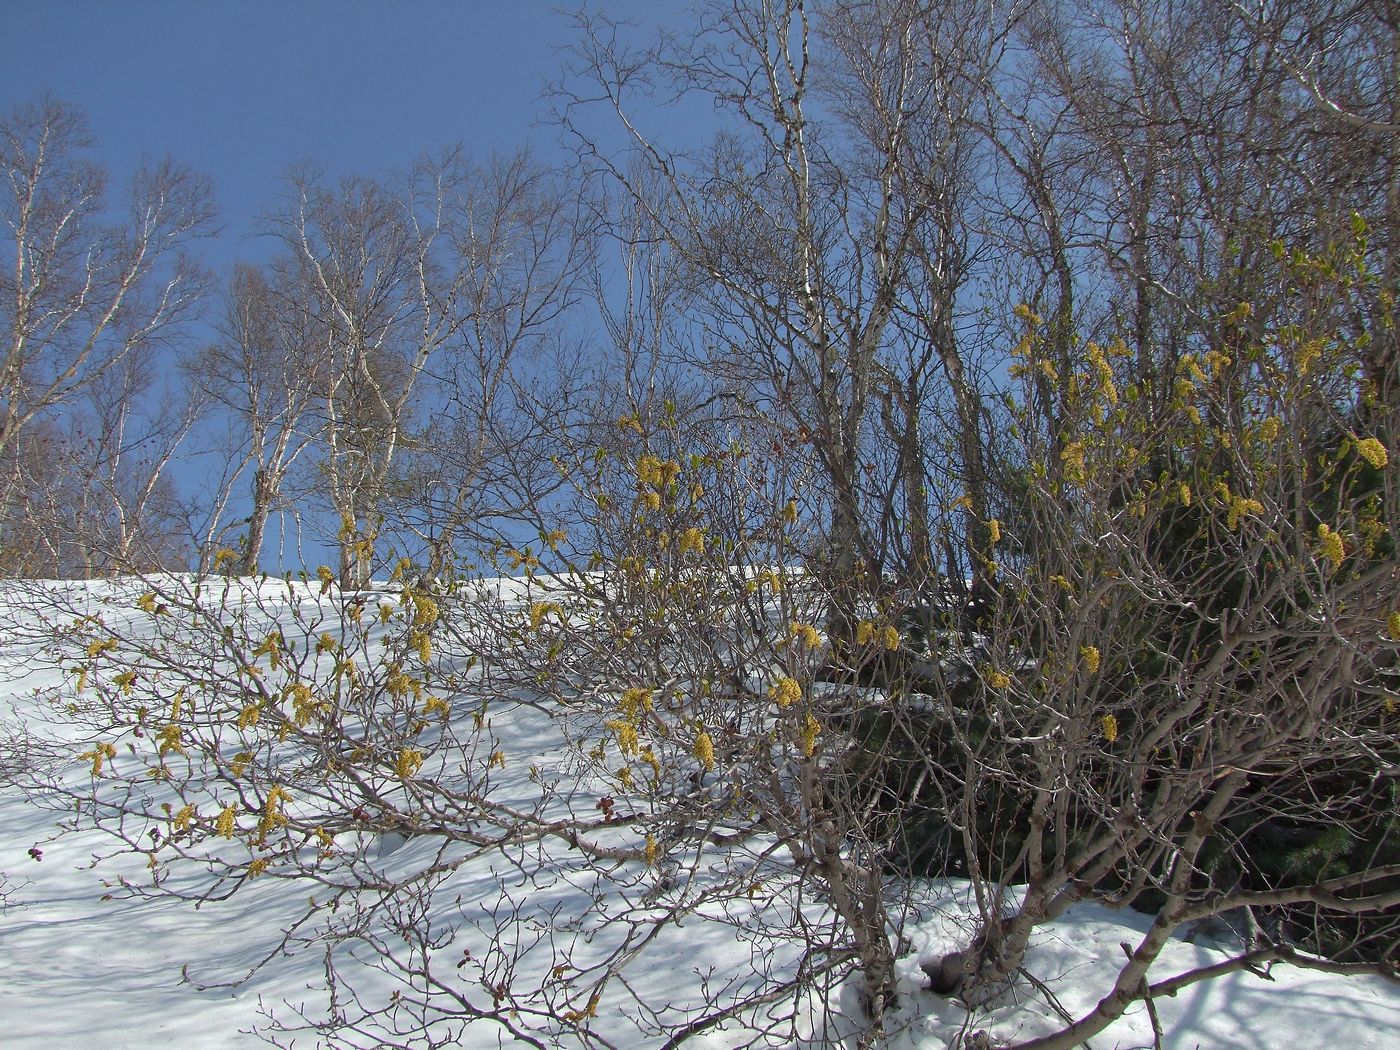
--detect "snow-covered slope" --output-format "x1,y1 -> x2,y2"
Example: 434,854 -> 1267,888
2,579 -> 1396,1048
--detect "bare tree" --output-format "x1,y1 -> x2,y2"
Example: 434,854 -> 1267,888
1227,0 -> 1400,407
1,340 -> 199,577
1,96 -> 212,578
556,2 -> 1400,1041
558,0 -> 930,652
187,262 -> 326,574
391,151 -> 590,580
0,96 -> 213,473
269,161 -> 462,588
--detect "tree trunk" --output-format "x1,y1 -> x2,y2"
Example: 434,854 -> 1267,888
240,466 -> 277,576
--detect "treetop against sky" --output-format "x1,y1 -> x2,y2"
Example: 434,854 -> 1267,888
3,1 -> 699,571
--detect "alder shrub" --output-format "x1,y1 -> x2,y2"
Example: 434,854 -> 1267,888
25,566 -> 615,1047
497,404 -> 938,1040
908,228 -> 1400,1044
19,418 -> 939,1048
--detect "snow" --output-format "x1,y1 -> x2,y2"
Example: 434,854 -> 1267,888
2,578 -> 1397,1048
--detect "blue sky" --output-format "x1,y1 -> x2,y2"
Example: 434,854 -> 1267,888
2,1 -> 699,571
1,0 -> 682,265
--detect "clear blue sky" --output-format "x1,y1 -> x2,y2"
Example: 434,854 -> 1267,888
1,0 -> 683,264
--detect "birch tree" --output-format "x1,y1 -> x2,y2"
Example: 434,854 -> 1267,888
189,262 -> 326,574
1,96 -> 212,477
272,159 -> 468,588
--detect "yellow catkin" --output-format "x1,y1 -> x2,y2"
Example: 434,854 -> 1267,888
1086,343 -> 1118,404
79,742 -> 117,777
1227,495 -> 1264,530
1081,646 -> 1102,674
1204,350 -> 1231,379
261,786 -> 290,830
562,992 -> 602,1023
287,682 -> 317,726
215,805 -> 238,839
396,748 -> 424,779
529,601 -> 561,631
881,625 -> 901,651
800,713 -> 821,758
987,518 -> 1002,544
1387,612 -> 1400,641
986,669 -> 1012,690
1317,524 -> 1346,571
250,632 -> 280,666
157,724 -> 184,757
644,833 -> 658,867
855,620 -> 876,646
790,622 -> 822,649
678,527 -> 705,555
619,687 -> 653,722
770,677 -> 802,708
634,455 -> 662,487
606,719 -> 640,756
1061,441 -> 1086,484
413,594 -> 439,627
1356,437 -> 1390,470
694,730 -> 715,771
386,671 -> 415,699
1101,714 -> 1119,743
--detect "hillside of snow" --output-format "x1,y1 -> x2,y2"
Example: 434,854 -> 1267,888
1,578 -> 1397,1048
